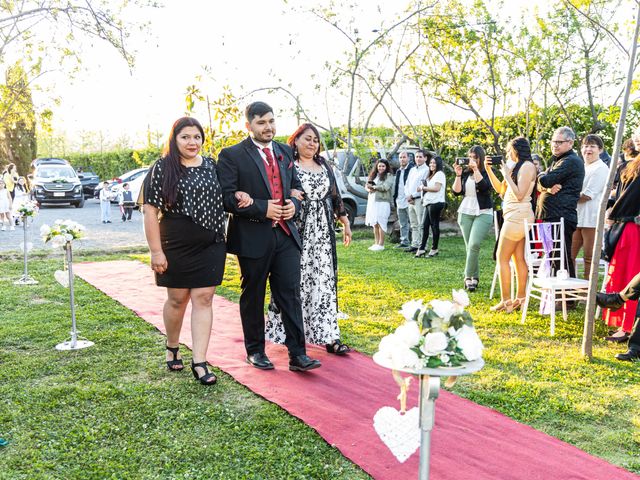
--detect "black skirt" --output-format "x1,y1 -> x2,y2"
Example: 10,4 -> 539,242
157,213 -> 226,288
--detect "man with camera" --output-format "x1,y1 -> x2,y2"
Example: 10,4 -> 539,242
537,126 -> 585,278
403,150 -> 429,252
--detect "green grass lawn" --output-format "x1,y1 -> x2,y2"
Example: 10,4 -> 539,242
1,231 -> 639,478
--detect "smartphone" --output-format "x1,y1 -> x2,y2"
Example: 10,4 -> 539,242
488,155 -> 503,166
455,157 -> 469,167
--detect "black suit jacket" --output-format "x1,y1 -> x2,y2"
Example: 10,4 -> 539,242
217,137 -> 303,258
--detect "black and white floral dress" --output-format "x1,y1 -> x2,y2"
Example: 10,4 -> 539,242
266,162 -> 343,344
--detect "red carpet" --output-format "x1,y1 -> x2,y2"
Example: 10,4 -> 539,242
75,260 -> 639,480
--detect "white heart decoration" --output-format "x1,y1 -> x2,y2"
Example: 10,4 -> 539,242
54,270 -> 69,288
373,406 -> 420,463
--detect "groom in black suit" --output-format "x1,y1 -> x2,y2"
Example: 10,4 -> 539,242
217,101 -> 321,372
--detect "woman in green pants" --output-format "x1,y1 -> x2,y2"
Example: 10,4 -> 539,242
452,145 -> 494,291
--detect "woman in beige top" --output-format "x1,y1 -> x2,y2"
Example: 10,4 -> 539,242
486,137 -> 537,312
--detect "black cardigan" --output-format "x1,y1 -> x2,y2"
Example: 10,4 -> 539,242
609,167 -> 640,222
452,169 -> 493,210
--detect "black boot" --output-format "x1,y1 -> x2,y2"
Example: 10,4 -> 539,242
615,348 -> 640,361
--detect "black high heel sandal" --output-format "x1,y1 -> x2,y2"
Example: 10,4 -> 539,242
191,360 -> 217,385
326,340 -> 351,355
166,344 -> 184,371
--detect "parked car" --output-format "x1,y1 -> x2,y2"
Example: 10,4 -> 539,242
31,163 -> 84,208
31,157 -> 69,168
75,166 -> 100,198
321,146 -> 421,224
94,167 -> 149,204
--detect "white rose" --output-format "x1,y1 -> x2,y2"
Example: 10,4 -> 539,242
452,289 -> 470,308
64,233 -> 74,241
40,225 -> 51,237
378,333 -> 405,355
420,332 -> 448,356
439,353 -> 450,364
391,346 -> 420,370
395,321 -> 422,347
398,299 -> 424,321
430,299 -> 455,321
456,325 -> 484,361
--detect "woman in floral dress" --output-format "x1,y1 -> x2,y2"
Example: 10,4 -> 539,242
266,123 -> 352,355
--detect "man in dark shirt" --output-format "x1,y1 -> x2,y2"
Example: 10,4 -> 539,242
537,126 -> 585,278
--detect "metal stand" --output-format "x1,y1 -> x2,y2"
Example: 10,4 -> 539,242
56,241 -> 94,351
373,354 -> 485,479
418,376 -> 440,480
14,218 -> 38,285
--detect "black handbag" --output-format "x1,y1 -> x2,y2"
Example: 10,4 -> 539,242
603,221 -> 626,262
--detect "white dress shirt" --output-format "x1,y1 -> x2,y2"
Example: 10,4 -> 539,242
404,164 -> 428,201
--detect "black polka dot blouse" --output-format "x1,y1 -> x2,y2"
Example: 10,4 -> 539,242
144,157 -> 225,234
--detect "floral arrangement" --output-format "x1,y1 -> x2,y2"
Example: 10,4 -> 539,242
376,290 -> 484,369
40,220 -> 86,248
16,200 -> 39,218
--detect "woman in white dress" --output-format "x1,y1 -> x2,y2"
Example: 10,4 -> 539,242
365,159 -> 394,251
266,123 -> 353,355
0,178 -> 12,231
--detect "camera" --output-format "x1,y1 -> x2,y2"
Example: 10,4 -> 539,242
455,157 -> 469,167
488,155 -> 503,166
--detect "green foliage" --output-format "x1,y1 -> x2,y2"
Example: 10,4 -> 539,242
64,147 -> 161,180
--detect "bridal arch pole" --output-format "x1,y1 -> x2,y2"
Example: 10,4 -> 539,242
582,2 -> 640,358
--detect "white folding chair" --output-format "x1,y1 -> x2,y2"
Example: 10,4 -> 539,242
520,218 -> 590,335
489,211 -> 515,300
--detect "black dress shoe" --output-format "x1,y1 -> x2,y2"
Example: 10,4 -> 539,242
246,353 -> 274,370
596,292 -> 624,310
404,246 -> 418,253
605,332 -> 630,343
289,354 -> 321,372
615,348 -> 640,361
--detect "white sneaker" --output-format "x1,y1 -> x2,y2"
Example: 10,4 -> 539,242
371,245 -> 385,251
9,225 -> 14,231
1,225 -> 5,231
368,245 -> 378,251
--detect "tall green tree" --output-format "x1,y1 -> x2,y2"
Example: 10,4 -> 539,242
1,62 -> 36,174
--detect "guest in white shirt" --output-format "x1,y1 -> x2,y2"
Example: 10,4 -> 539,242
416,155 -> 447,258
392,151 -> 414,248
404,149 -> 429,252
572,134 -> 609,279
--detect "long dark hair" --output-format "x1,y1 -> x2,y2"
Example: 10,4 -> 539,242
467,145 -> 486,172
509,136 -> 533,184
368,159 -> 390,182
161,117 -> 205,207
288,123 -> 322,165
428,155 -> 443,179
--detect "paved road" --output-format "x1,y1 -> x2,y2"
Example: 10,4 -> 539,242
0,198 -> 148,253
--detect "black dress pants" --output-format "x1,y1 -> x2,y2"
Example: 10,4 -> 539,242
419,202 -> 445,250
237,227 -> 306,357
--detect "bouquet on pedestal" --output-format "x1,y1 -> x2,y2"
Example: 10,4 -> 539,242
376,289 -> 484,370
17,200 -> 39,219
40,219 -> 85,248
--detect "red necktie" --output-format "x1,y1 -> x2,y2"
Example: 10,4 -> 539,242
262,147 -> 290,235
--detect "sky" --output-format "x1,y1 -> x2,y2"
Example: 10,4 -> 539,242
26,0 -> 631,151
